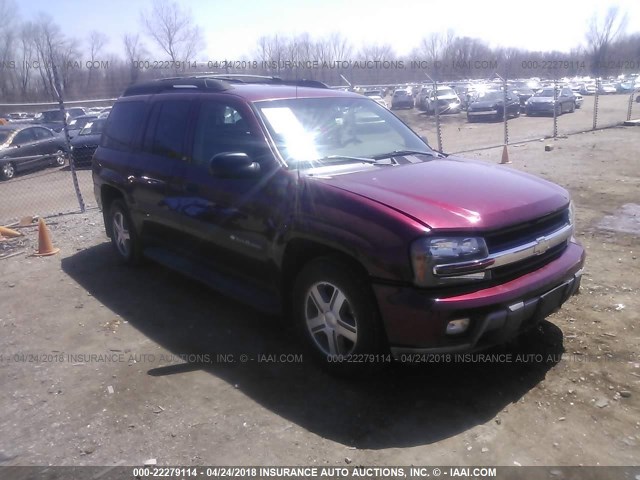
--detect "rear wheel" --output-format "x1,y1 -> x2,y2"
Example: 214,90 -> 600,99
293,257 -> 385,374
54,150 -> 66,166
1,161 -> 15,180
108,199 -> 142,265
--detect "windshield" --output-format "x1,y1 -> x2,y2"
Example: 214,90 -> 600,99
436,87 -> 455,97
78,119 -> 106,136
474,91 -> 503,102
535,89 -> 557,97
0,131 -> 14,144
255,97 -> 432,168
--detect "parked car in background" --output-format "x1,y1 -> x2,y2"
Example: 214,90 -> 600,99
35,108 -> 86,132
509,83 -> 535,106
614,81 -> 633,93
67,115 -> 98,138
391,89 -> 414,109
572,91 -> 583,108
0,125 -> 67,180
70,118 -> 106,168
526,87 -> 576,116
93,76 -> 585,373
466,90 -> 520,122
419,86 -> 462,114
598,83 -> 617,94
362,90 -> 388,108
580,83 -> 597,95
97,107 -> 112,119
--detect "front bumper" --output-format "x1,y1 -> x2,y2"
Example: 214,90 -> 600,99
373,241 -> 585,356
467,109 -> 499,119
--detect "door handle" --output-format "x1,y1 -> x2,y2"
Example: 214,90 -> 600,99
127,174 -> 165,186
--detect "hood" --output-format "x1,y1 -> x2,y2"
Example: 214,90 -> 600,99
313,157 -> 569,231
436,94 -> 459,101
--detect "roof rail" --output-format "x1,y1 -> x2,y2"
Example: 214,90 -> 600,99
122,74 -> 330,97
168,73 -> 330,89
122,77 -> 231,97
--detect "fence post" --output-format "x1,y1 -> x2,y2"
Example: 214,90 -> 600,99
627,89 -> 637,122
503,76 -> 509,146
433,79 -> 443,152
553,79 -> 558,138
51,61 -> 85,213
593,78 -> 600,130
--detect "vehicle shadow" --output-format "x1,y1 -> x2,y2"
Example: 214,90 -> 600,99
62,243 -> 565,449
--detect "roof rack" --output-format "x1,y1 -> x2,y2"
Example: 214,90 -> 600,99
122,77 -> 231,97
122,74 -> 329,97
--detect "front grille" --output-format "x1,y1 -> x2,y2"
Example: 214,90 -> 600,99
491,242 -> 566,282
485,209 -> 569,253
470,106 -> 494,112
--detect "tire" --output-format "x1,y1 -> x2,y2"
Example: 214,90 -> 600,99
108,199 -> 142,265
292,256 -> 385,374
54,150 -> 66,166
1,161 -> 15,180
569,101 -> 575,113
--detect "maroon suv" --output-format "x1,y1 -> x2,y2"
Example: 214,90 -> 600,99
92,76 -> 585,371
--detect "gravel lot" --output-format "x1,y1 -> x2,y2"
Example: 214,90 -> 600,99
0,123 -> 638,467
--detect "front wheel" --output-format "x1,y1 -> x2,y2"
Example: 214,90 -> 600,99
1,161 -> 15,180
108,199 -> 142,265
292,257 -> 384,373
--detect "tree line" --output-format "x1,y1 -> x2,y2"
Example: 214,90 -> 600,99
0,0 -> 637,104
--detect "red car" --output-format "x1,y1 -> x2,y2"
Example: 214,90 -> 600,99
93,76 -> 585,373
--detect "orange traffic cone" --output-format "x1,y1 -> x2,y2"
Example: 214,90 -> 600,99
34,218 -> 60,256
500,144 -> 511,164
0,225 -> 22,238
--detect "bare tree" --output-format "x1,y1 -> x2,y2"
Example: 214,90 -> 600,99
586,6 -> 628,76
140,0 -> 204,74
16,22 -> 36,99
123,33 -> 147,83
0,0 -> 18,99
86,30 -> 108,88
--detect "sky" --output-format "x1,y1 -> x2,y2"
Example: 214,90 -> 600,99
17,0 -> 640,60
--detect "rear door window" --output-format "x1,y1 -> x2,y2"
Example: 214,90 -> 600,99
101,101 -> 147,151
143,100 -> 192,160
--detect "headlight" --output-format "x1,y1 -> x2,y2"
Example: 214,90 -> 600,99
411,236 -> 490,287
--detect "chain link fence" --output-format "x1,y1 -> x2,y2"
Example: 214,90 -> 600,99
413,78 -> 639,155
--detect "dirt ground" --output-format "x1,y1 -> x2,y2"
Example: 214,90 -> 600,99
0,126 -> 638,468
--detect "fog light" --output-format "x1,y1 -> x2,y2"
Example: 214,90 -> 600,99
446,318 -> 470,335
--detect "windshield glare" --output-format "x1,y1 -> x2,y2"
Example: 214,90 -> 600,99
256,97 -> 432,167
536,89 -> 557,97
475,91 -> 503,102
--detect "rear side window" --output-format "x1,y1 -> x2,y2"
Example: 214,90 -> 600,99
102,101 -> 146,151
33,127 -> 53,139
143,100 -> 191,159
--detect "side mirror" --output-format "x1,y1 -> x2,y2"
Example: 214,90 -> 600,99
209,152 -> 260,178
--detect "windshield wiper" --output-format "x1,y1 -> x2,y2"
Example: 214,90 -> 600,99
316,155 -> 379,164
372,149 -> 444,160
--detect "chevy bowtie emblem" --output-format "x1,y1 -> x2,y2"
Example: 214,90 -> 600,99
533,236 -> 550,255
